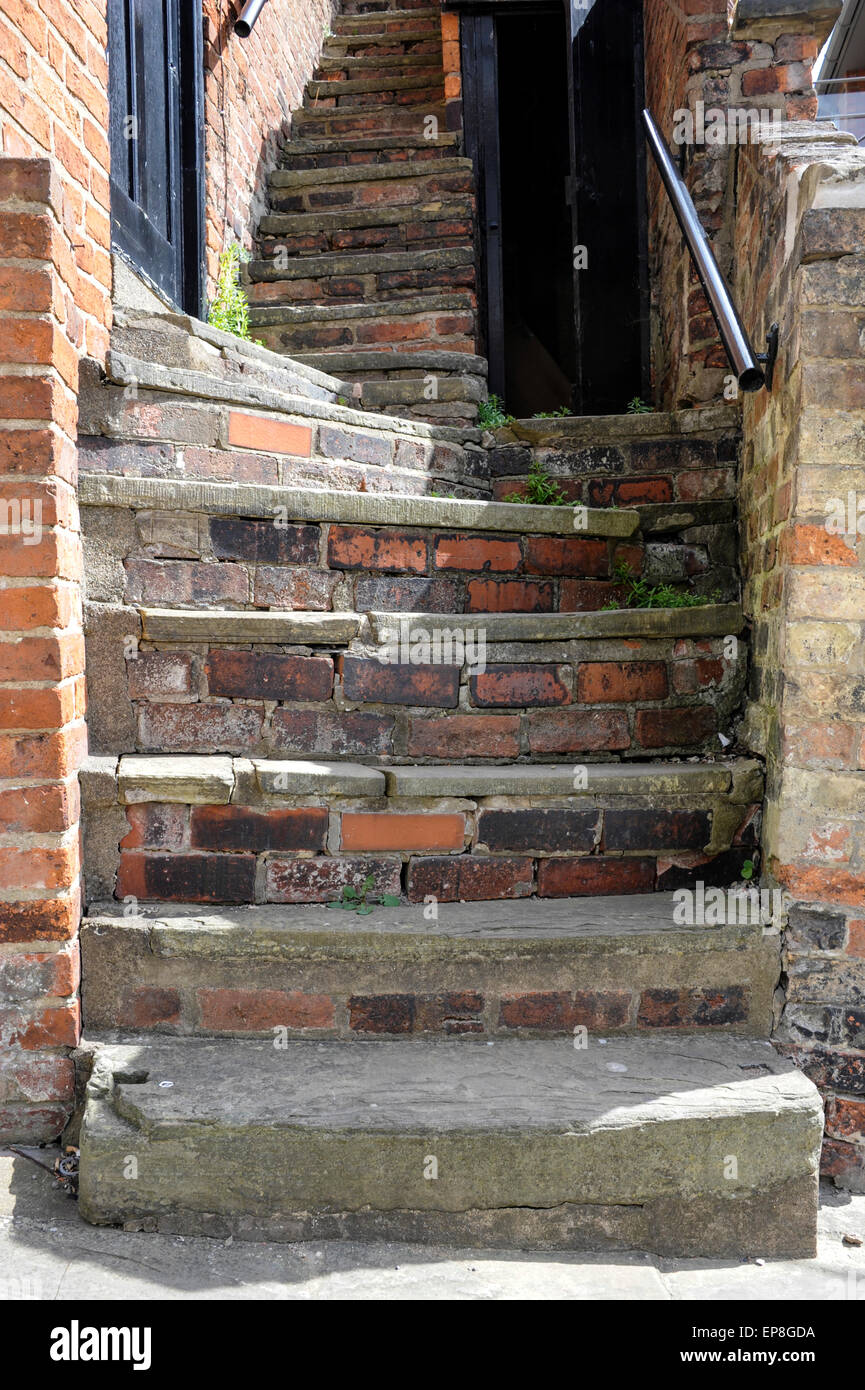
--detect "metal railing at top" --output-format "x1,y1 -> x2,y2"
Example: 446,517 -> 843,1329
642,107 -> 778,393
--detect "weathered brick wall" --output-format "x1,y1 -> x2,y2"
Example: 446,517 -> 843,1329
0,1 -> 111,1141
734,121 -> 865,1185
642,0 -> 833,409
203,0 -> 334,295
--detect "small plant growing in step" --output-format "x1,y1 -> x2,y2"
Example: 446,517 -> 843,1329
208,243 -> 262,344
327,875 -> 401,916
532,405 -> 572,419
477,393 -> 514,430
603,559 -> 720,610
503,456 -> 569,507
626,396 -> 653,414
740,859 -> 755,881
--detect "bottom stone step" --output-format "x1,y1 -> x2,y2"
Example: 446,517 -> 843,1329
78,1034 -> 822,1257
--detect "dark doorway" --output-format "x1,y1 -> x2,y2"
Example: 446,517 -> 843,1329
460,0 -> 649,416
107,0 -> 204,314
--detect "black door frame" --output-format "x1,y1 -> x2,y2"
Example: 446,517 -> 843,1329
456,0 -> 651,413
107,0 -> 205,316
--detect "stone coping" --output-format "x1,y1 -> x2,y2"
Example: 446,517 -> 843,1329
79,474 -> 640,537
82,895 -> 771,950
369,604 -> 744,643
270,157 -> 472,188
80,754 -> 761,806
139,610 -> 360,644
496,402 -> 741,446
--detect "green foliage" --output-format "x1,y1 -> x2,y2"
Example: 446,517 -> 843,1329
626,396 -> 653,414
477,393 -> 514,429
603,559 -> 720,610
740,859 -> 755,881
503,456 -> 569,507
327,875 -> 401,915
532,406 -> 572,419
208,244 -> 257,342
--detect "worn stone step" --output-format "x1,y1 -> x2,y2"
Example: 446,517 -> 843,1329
79,471 -> 637,537
279,132 -> 460,170
80,754 -> 763,907
259,200 -> 472,242
292,349 -> 487,376
80,894 -> 780,1039
291,104 -> 446,140
249,292 -> 476,358
306,72 -> 444,103
269,155 -> 470,189
138,609 -> 360,644
367,603 -> 744,642
332,10 -> 441,35
247,247 -> 475,303
77,1033 -> 821,1255
315,52 -> 443,77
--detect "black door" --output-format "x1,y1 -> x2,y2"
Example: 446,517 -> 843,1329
460,0 -> 649,416
108,0 -> 204,313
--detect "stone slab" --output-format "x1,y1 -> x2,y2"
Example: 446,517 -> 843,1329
140,609 -> 359,644
384,761 -> 744,798
253,759 -> 386,797
118,756 -> 235,805
77,1034 -> 821,1256
80,474 -> 638,538
369,605 -> 744,644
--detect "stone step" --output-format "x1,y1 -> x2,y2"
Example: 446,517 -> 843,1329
339,0 -> 437,14
247,246 -> 476,309
269,155 -> 471,189
80,754 -> 763,907
249,293 -> 477,358
266,161 -> 473,219
306,72 -> 444,105
291,103 -> 446,140
80,894 -> 780,1039
279,132 -> 460,170
290,349 -> 486,377
258,200 -> 474,258
315,52 -> 444,77
77,1033 -> 822,1255
332,10 -> 441,36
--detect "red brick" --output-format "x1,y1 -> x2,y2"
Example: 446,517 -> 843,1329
826,1095 -> 865,1141
784,525 -> 858,567
847,920 -> 865,958
0,946 -> 78,1002
227,412 -> 312,456
0,1001 -> 79,1049
0,784 -> 76,835
328,525 -> 427,572
407,714 -> 520,759
197,988 -> 334,1032
537,857 -> 656,896
406,856 -> 534,902
526,709 -> 630,752
478,807 -> 599,853
127,651 -> 195,700
524,536 -> 609,577
272,707 -> 394,756
190,806 -> 328,853
119,987 -> 181,1028
498,990 -> 631,1032
603,809 -> 712,852
433,533 -> 521,572
342,813 -> 465,852
470,664 -> 569,708
634,705 -> 716,748
820,1138 -> 864,1181
210,517 -> 320,564
0,1055 -> 74,1104
138,703 -> 264,753
560,579 -> 627,611
121,804 -> 187,851
466,579 -> 554,612
266,856 -> 401,903
205,650 -> 333,701
117,853 -> 256,904
0,890 -> 80,944
349,992 -> 483,1035
341,656 -> 460,707
577,661 -> 667,703
637,987 -> 747,1027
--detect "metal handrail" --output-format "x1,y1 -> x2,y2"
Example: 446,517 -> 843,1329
235,0 -> 269,37
642,107 -> 777,392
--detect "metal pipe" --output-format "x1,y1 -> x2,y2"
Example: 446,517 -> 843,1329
642,107 -> 766,392
235,0 -> 269,37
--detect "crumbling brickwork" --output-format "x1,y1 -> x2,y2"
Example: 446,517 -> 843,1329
735,120 -> 865,1186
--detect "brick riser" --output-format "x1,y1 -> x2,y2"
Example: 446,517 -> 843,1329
121,638 -> 744,763
82,904 -> 777,1039
106,797 -> 759,907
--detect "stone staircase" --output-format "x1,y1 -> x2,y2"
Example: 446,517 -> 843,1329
72,309 -> 823,1256
246,1 -> 486,425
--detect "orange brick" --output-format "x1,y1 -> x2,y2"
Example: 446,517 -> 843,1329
433,534 -> 521,572
0,583 -> 76,630
228,412 -> 312,457
0,888 -> 80,943
0,722 -> 87,779
847,920 -> 865,957
0,632 -> 84,682
0,684 -> 76,730
785,525 -> 858,566
342,813 -> 465,852
0,1000 -> 80,1049
0,783 -> 77,835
